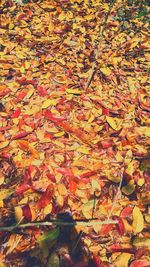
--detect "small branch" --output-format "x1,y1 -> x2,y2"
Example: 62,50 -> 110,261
0,219 -> 118,232
85,0 -> 117,88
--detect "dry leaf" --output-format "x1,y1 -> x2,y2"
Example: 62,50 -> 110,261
132,206 -> 144,233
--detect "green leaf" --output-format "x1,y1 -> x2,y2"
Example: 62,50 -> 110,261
0,189 -> 13,201
37,227 -> 60,258
140,159 -> 150,172
122,181 -> 135,195
47,252 -> 60,267
37,227 -> 60,246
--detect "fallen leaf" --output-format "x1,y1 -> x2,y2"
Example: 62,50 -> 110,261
132,206 -> 144,233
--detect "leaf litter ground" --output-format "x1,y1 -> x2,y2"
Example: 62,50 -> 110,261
0,0 -> 150,266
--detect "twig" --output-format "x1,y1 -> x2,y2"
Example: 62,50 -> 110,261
85,0 -> 117,88
72,230 -> 84,252
0,219 -> 118,232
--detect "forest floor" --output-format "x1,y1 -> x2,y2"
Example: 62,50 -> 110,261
0,0 -> 150,266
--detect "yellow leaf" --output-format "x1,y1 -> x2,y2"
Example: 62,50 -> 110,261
57,184 -> 67,196
0,189 -> 13,201
9,23 -> 14,30
54,131 -> 65,137
132,206 -> 144,233
66,88 -> 83,94
129,37 -> 139,49
127,77 -> 136,91
114,253 -> 131,267
15,206 -> 23,222
144,127 -> 150,137
48,22 -> 54,32
91,179 -> 101,190
0,176 -> 4,185
7,81 -> 20,92
0,140 -> 9,149
137,178 -> 145,187
82,200 -> 95,219
0,200 -> 4,208
44,204 -> 52,215
25,89 -> 34,99
77,145 -> 90,154
42,99 -> 58,109
106,116 -> 122,130
20,66 -> 25,74
100,67 -> 111,76
56,195 -> 64,207
25,61 -> 30,69
126,161 -> 134,175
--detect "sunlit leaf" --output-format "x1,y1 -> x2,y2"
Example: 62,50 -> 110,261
82,200 -> 95,219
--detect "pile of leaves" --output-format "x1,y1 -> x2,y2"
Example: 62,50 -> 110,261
0,0 -> 150,266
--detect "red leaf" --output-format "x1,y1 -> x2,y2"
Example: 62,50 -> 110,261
12,108 -> 21,118
46,172 -> 56,183
136,248 -> 149,259
69,180 -> 77,193
45,110 -> 65,123
12,131 -> 30,140
15,91 -> 27,103
23,168 -> 32,183
121,206 -> 133,218
22,204 -> 32,221
92,255 -> 104,267
15,183 -> 30,196
17,13 -> 27,20
17,78 -> 36,86
102,107 -> 110,115
0,88 -> 10,97
0,126 -> 11,131
37,184 -> 54,209
109,245 -> 135,254
130,260 -> 150,267
37,85 -> 48,96
101,140 -> 113,149
0,153 -> 12,159
6,0 -> 13,7
113,216 -> 125,236
57,168 -> 73,177
99,224 -> 114,236
80,170 -> 97,179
